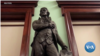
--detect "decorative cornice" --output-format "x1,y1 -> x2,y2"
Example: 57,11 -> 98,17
57,1 -> 100,7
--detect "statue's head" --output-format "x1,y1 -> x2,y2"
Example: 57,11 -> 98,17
40,7 -> 50,17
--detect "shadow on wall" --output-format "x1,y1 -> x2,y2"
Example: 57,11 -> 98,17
29,1 -> 69,56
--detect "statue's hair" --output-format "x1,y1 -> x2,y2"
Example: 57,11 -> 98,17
39,7 -> 50,17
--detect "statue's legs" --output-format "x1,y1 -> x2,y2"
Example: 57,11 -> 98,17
31,41 -> 45,56
32,40 -> 59,56
46,43 -> 59,56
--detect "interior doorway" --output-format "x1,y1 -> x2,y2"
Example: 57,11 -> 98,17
71,12 -> 100,56
0,22 -> 24,56
73,21 -> 100,56
1,11 -> 25,56
0,7 -> 32,56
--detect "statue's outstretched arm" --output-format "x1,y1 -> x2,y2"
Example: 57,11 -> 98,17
53,21 -> 68,50
56,31 -> 68,49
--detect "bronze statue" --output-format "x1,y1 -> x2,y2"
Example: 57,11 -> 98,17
31,7 -> 72,56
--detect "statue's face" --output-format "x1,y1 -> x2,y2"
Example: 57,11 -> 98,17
40,7 -> 48,16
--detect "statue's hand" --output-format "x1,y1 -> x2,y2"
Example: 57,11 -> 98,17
62,46 -> 68,51
49,23 -> 55,29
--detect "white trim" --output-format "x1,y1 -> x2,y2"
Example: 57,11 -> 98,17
1,22 -> 24,25
72,21 -> 100,24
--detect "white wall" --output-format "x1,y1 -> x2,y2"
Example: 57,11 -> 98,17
1,26 -> 24,56
73,25 -> 100,56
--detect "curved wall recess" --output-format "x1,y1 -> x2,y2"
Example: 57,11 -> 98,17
1,1 -> 37,56
57,1 -> 100,56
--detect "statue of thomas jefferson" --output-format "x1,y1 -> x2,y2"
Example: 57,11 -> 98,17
31,7 -> 72,56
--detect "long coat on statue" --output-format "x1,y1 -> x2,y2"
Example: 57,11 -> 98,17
31,17 -> 66,56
